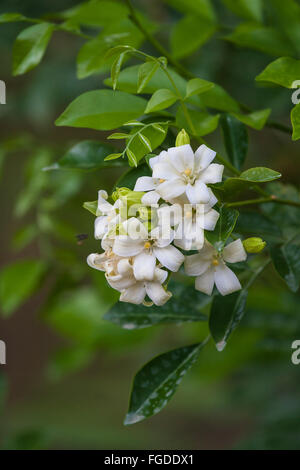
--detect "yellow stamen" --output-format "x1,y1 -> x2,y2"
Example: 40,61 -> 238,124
186,211 -> 193,218
144,241 -> 151,249
184,168 -> 192,176
212,258 -> 219,266
159,178 -> 165,183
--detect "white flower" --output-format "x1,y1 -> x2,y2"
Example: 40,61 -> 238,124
184,239 -> 247,296
87,251 -> 171,306
134,144 -> 224,205
94,190 -> 123,240
112,217 -> 184,279
157,190 -> 219,251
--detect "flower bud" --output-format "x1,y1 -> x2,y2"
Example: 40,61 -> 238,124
243,237 -> 266,253
112,187 -> 144,206
175,129 -> 190,147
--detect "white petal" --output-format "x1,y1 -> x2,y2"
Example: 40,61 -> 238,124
134,176 -> 157,191
157,203 -> 182,227
184,253 -> 210,276
117,258 -> 132,275
87,253 -> 106,271
154,267 -> 168,284
186,180 -> 210,204
223,239 -> 247,264
145,282 -> 171,306
94,216 -> 108,239
153,245 -> 184,272
200,163 -> 224,184
157,179 -> 186,201
151,225 -> 174,248
120,284 -> 146,304
133,251 -> 156,281
202,208 -> 219,231
152,162 -> 180,180
168,144 -> 194,173
113,236 -> 144,257
108,273 -> 136,291
194,144 -> 216,171
149,150 -> 168,169
141,190 -> 160,205
195,267 -> 215,295
214,263 -> 241,296
203,188 -> 218,211
98,190 -> 112,213
122,217 -> 148,240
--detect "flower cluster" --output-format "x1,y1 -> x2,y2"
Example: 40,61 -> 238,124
87,140 -> 249,306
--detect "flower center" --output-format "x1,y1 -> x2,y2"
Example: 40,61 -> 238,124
159,178 -> 165,183
184,168 -> 192,176
212,257 -> 219,266
144,241 -> 151,249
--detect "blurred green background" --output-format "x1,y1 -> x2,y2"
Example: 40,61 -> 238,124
0,0 -> 300,450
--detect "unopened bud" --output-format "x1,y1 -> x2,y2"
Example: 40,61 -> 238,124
175,129 -> 190,147
112,187 -> 144,206
243,237 -> 266,254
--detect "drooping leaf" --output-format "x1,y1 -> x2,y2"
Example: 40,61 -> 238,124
104,281 -> 209,329
220,114 -> 248,171
137,61 -> 160,93
209,289 -> 248,350
225,23 -> 294,57
0,260 -> 46,316
206,206 -> 239,250
145,89 -> 178,113
270,243 -> 300,293
222,0 -> 263,22
185,78 -> 215,98
55,90 -> 147,131
256,57 -> 300,89
176,108 -> 220,137
198,84 -> 240,112
44,141 -> 126,171
13,23 -> 55,76
124,342 -> 205,425
232,109 -> 271,130
170,14 -> 216,59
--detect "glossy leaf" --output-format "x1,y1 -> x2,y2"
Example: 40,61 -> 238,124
124,342 -> 205,424
206,206 -> 239,250
185,78 -> 215,98
55,90 -> 147,131
126,123 -> 168,165
256,57 -> 300,89
209,289 -> 248,350
220,114 -> 248,171
176,108 -> 220,137
137,61 -> 160,93
13,23 -> 55,76
270,243 -> 300,292
232,109 -> 271,130
104,281 -> 208,329
198,85 -> 240,112
291,104 -> 300,140
170,15 -> 216,59
240,167 -> 281,182
222,0 -> 263,22
236,211 -> 282,241
145,89 -> 178,113
0,260 -> 46,316
115,163 -> 152,190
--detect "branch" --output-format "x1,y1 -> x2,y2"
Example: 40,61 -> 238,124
225,196 -> 300,209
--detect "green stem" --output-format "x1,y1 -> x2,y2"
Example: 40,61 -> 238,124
226,196 -> 300,209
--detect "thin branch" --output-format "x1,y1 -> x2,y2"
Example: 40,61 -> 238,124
226,196 -> 300,209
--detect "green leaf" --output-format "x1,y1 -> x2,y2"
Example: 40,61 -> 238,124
268,0 -> 300,55
126,148 -> 138,167
104,281 -> 208,329
124,342 -> 205,425
170,14 -> 216,59
236,211 -> 282,241
240,167 -> 281,182
0,13 -> 26,23
107,133 -> 129,140
232,109 -> 271,130
55,90 -> 147,131
206,206 -> 239,250
104,153 -> 123,161
220,114 -> 248,171
198,84 -> 240,112
137,61 -> 160,93
164,0 -> 216,21
0,260 -> 46,316
209,289 -> 248,350
61,0 -> 128,27
126,123 -> 168,165
225,22 -> 294,57
185,78 -> 215,98
83,200 -> 98,216
176,108 -> 220,137
222,0 -> 263,22
44,141 -> 125,171
111,51 -> 127,90
261,182 -> 300,228
145,89 -> 178,113
291,104 -> 300,141
256,57 -> 300,89
13,23 -> 55,76
115,163 -> 152,190
270,243 -> 300,292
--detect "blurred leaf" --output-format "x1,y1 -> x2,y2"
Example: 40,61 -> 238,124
225,23 -> 294,56
206,206 -> 239,250
61,0 -> 128,27
170,15 -> 216,59
0,13 -> 26,23
55,90 -> 146,131
198,85 -> 240,112
232,109 -> 271,130
124,342 -> 205,425
13,23 -> 55,76
0,260 -> 46,316
12,225 -> 38,251
176,108 -> 220,137
47,347 -> 94,382
164,0 -> 216,21
291,103 -> 300,140
270,243 -> 300,292
104,281 -> 208,329
209,289 -> 248,350
220,114 -> 248,171
236,211 -> 282,240
115,163 -> 152,190
222,0 -> 263,22
261,182 -> 300,228
44,141 -> 125,171
256,57 -> 300,88
268,0 -> 300,55
145,89 -> 178,113
137,61 -> 160,94
185,78 -> 215,98
3,430 -> 49,450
